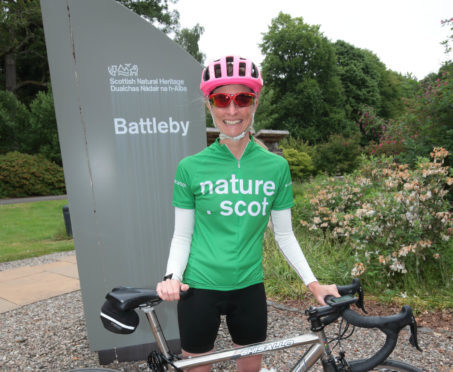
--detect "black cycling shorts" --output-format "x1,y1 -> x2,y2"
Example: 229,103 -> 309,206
177,283 -> 267,353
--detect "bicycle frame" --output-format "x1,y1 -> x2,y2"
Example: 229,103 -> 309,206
142,305 -> 329,371
102,281 -> 421,372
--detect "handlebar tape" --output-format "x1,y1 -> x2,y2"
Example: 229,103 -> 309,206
341,305 -> 413,372
337,278 -> 361,295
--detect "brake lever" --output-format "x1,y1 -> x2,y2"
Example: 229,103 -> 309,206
356,285 -> 368,314
409,315 -> 422,351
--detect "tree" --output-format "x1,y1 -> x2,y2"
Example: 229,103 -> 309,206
0,0 -> 48,101
372,19 -> 453,166
377,69 -> 404,119
396,63 -> 453,165
28,88 -> 60,164
118,1 -> 206,63
1,1 -> 202,101
0,88 -> 61,162
440,17 -> 453,61
334,41 -> 404,123
117,0 -> 180,33
334,41 -> 381,121
174,24 -> 205,63
259,13 -> 352,143
0,89 -> 31,154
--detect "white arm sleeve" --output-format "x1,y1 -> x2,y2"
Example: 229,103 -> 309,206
271,208 -> 317,286
165,207 -> 194,281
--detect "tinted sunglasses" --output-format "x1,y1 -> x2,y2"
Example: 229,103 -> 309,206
208,92 -> 256,108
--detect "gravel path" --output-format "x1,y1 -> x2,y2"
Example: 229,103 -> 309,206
1,253 -> 452,371
0,194 -> 67,205
0,251 -> 76,271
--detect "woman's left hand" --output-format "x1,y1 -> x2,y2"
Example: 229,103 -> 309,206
307,281 -> 340,306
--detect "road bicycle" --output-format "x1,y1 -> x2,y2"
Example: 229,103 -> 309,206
88,279 -> 422,371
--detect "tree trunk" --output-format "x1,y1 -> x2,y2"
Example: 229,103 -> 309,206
5,25 -> 17,93
5,53 -> 17,93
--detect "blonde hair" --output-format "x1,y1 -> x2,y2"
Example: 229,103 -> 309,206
253,136 -> 268,150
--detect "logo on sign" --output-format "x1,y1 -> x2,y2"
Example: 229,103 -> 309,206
108,64 -> 138,77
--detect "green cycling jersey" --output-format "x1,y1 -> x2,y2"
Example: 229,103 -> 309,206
173,137 -> 294,290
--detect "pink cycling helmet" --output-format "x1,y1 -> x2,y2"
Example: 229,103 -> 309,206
200,56 -> 263,96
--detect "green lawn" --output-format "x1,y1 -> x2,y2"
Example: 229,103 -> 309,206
0,199 -> 74,263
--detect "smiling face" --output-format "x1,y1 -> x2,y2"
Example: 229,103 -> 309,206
207,84 -> 258,141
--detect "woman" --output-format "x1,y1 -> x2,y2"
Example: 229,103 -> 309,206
156,55 -> 339,372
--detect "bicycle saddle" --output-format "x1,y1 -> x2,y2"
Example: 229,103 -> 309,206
106,286 -> 162,311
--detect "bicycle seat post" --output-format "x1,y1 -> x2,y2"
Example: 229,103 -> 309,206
141,305 -> 176,371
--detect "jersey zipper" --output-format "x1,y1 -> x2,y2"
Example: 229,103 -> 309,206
225,141 -> 250,169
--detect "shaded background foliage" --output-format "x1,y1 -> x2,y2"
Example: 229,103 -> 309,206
258,13 -> 351,142
0,3 -> 452,185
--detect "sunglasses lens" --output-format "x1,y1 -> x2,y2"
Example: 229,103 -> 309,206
210,94 -> 230,107
235,93 -> 255,107
209,93 -> 255,107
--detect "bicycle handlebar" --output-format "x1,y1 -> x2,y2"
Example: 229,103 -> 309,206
336,278 -> 367,312
336,278 -> 361,295
316,279 -> 421,372
341,305 -> 417,372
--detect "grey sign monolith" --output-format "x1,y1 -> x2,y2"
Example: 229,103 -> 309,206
40,0 -> 205,362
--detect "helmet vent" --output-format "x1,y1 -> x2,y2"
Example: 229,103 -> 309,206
251,63 -> 259,78
239,62 -> 246,76
226,56 -> 234,76
214,63 -> 222,78
203,68 -> 210,81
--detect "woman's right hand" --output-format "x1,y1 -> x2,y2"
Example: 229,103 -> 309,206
156,278 -> 189,301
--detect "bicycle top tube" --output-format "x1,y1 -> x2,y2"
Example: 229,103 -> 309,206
172,333 -> 320,370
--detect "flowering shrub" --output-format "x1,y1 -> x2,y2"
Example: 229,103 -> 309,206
367,136 -> 407,158
296,148 -> 453,289
357,105 -> 387,144
358,57 -> 453,168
